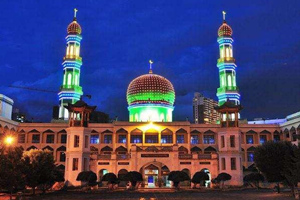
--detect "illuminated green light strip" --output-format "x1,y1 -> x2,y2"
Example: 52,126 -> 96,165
127,91 -> 175,105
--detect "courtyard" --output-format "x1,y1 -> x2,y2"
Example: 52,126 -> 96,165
16,189 -> 293,200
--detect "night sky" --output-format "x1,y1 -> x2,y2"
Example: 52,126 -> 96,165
1,0 -> 300,122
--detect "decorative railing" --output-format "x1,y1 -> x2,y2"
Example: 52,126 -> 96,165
60,85 -> 82,91
63,56 -> 82,61
117,154 -> 131,160
217,58 -> 235,63
136,146 -> 173,152
98,155 -> 111,160
178,154 -> 192,159
228,121 -> 236,127
198,154 -> 212,159
217,86 -> 239,94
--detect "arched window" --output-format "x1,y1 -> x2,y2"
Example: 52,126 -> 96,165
74,74 -> 78,86
66,46 -> 69,56
220,46 -> 224,58
226,47 -> 229,57
76,45 -> 80,56
70,45 -> 74,56
221,76 -> 225,86
67,73 -> 72,86
233,74 -> 236,87
63,72 -> 66,85
145,129 -> 159,143
227,75 -> 232,87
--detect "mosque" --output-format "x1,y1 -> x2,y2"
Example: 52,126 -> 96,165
0,9 -> 299,188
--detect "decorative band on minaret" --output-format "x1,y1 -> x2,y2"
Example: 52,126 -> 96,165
58,8 -> 83,120
216,11 -> 240,106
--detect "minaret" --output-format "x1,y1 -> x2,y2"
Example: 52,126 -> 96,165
216,11 -> 240,106
58,8 -> 83,120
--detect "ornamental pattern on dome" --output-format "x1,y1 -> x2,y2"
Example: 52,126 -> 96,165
127,74 -> 175,106
67,20 -> 82,35
218,22 -> 232,37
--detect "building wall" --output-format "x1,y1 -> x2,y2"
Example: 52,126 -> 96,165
0,94 -> 14,120
1,117 -> 298,186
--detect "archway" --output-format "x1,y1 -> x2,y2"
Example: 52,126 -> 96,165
139,162 -> 170,188
161,165 -> 171,187
144,164 -> 159,187
290,127 -> 296,142
118,169 -> 128,187
99,169 -> 109,181
200,168 -> 211,188
181,168 -> 191,186
118,169 -> 128,180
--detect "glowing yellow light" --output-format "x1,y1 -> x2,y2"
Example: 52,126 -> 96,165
4,136 -> 14,145
141,121 -> 159,132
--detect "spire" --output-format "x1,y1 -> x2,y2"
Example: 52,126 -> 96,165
222,11 -> 226,21
149,60 -> 153,74
73,8 -> 78,21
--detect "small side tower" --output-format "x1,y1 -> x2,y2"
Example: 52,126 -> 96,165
216,11 -> 240,106
215,100 -> 243,186
58,9 -> 83,120
64,100 -> 96,186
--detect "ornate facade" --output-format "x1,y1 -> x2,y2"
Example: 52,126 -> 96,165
0,10 -> 299,188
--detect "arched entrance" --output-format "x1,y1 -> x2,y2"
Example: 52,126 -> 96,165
118,169 -> 128,180
181,168 -> 191,186
118,169 -> 128,187
143,164 -> 159,187
99,169 -> 109,181
139,162 -> 170,188
161,165 -> 171,187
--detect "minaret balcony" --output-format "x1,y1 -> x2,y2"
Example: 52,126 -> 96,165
217,86 -> 239,93
63,56 -> 82,62
217,57 -> 235,63
60,85 -> 82,93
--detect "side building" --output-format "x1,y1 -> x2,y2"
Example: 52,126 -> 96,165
193,92 -> 220,124
0,94 -> 14,120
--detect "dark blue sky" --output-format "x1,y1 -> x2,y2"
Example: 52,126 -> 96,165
1,0 -> 300,122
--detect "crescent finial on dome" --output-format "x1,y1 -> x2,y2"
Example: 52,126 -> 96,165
218,11 -> 232,37
74,8 -> 78,20
149,60 -> 153,74
222,11 -> 226,21
67,9 -> 82,35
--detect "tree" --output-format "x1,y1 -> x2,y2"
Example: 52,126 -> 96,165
282,144 -> 300,199
243,173 -> 264,189
76,171 -> 97,187
215,173 -> 231,189
167,171 -> 190,189
254,141 -> 300,199
0,147 -> 25,200
22,149 -> 58,194
123,171 -> 143,189
191,171 -> 209,188
101,173 -> 119,190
